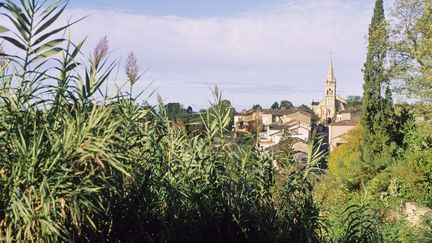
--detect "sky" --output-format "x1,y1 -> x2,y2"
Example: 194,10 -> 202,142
64,0 -> 386,110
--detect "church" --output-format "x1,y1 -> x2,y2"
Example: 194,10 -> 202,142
312,56 -> 347,124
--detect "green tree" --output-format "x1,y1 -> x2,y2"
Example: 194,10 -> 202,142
252,104 -> 262,109
271,102 -> 279,109
346,96 -> 363,109
278,129 -> 295,160
361,0 -> 395,167
164,102 -> 188,120
296,104 -> 312,113
328,126 -> 363,189
280,100 -> 294,109
390,0 -> 432,101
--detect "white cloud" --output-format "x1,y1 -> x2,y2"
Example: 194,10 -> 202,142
63,0 -> 377,109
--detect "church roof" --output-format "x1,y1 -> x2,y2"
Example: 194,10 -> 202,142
336,96 -> 347,104
326,54 -> 336,83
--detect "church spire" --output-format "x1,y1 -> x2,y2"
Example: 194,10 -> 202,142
327,53 -> 335,82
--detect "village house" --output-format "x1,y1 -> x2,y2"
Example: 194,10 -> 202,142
234,56 -> 361,153
234,108 -> 311,158
335,106 -> 361,122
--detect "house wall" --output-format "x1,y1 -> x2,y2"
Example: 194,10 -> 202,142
291,126 -> 310,142
293,142 -> 308,154
287,111 -> 311,125
328,125 -> 356,150
336,113 -> 352,122
261,114 -> 272,125
234,110 -> 263,131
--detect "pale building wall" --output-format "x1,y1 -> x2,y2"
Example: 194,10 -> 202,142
328,125 -> 356,151
291,126 -> 310,142
234,116 -> 241,125
293,142 -> 308,154
261,114 -> 272,125
285,111 -> 312,125
336,113 -> 352,122
260,123 -> 310,150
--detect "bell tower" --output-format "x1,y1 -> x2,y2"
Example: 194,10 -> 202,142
324,54 -> 336,123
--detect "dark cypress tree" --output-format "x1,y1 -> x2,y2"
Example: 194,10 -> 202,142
271,102 -> 279,110
361,0 -> 395,168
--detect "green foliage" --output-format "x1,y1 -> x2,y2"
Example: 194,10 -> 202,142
382,215 -> 432,243
345,95 -> 362,109
275,136 -> 329,242
398,108 -> 432,206
252,104 -> 262,109
339,203 -> 383,242
388,0 -> 432,208
328,126 -> 364,189
277,129 -> 295,160
164,102 -> 190,121
320,1 -> 432,242
390,0 -> 432,101
361,0 -> 396,170
0,1 -> 333,241
280,100 -> 294,109
271,101 -> 279,109
297,104 -> 313,113
0,1 -> 126,241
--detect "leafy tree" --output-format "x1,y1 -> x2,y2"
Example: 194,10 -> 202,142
164,102 -> 189,120
398,108 -> 432,206
296,104 -> 311,113
390,0 -> 432,101
328,126 -> 364,189
346,96 -> 363,109
278,129 -> 295,160
252,104 -> 262,109
361,0 -> 395,167
271,102 -> 279,109
280,100 -> 294,109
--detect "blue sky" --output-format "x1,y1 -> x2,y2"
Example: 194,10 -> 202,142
64,0 -> 386,110
70,0 -> 286,17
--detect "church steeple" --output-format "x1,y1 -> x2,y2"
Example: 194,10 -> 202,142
326,53 -> 335,83
311,54 -> 346,124
323,53 -> 337,123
